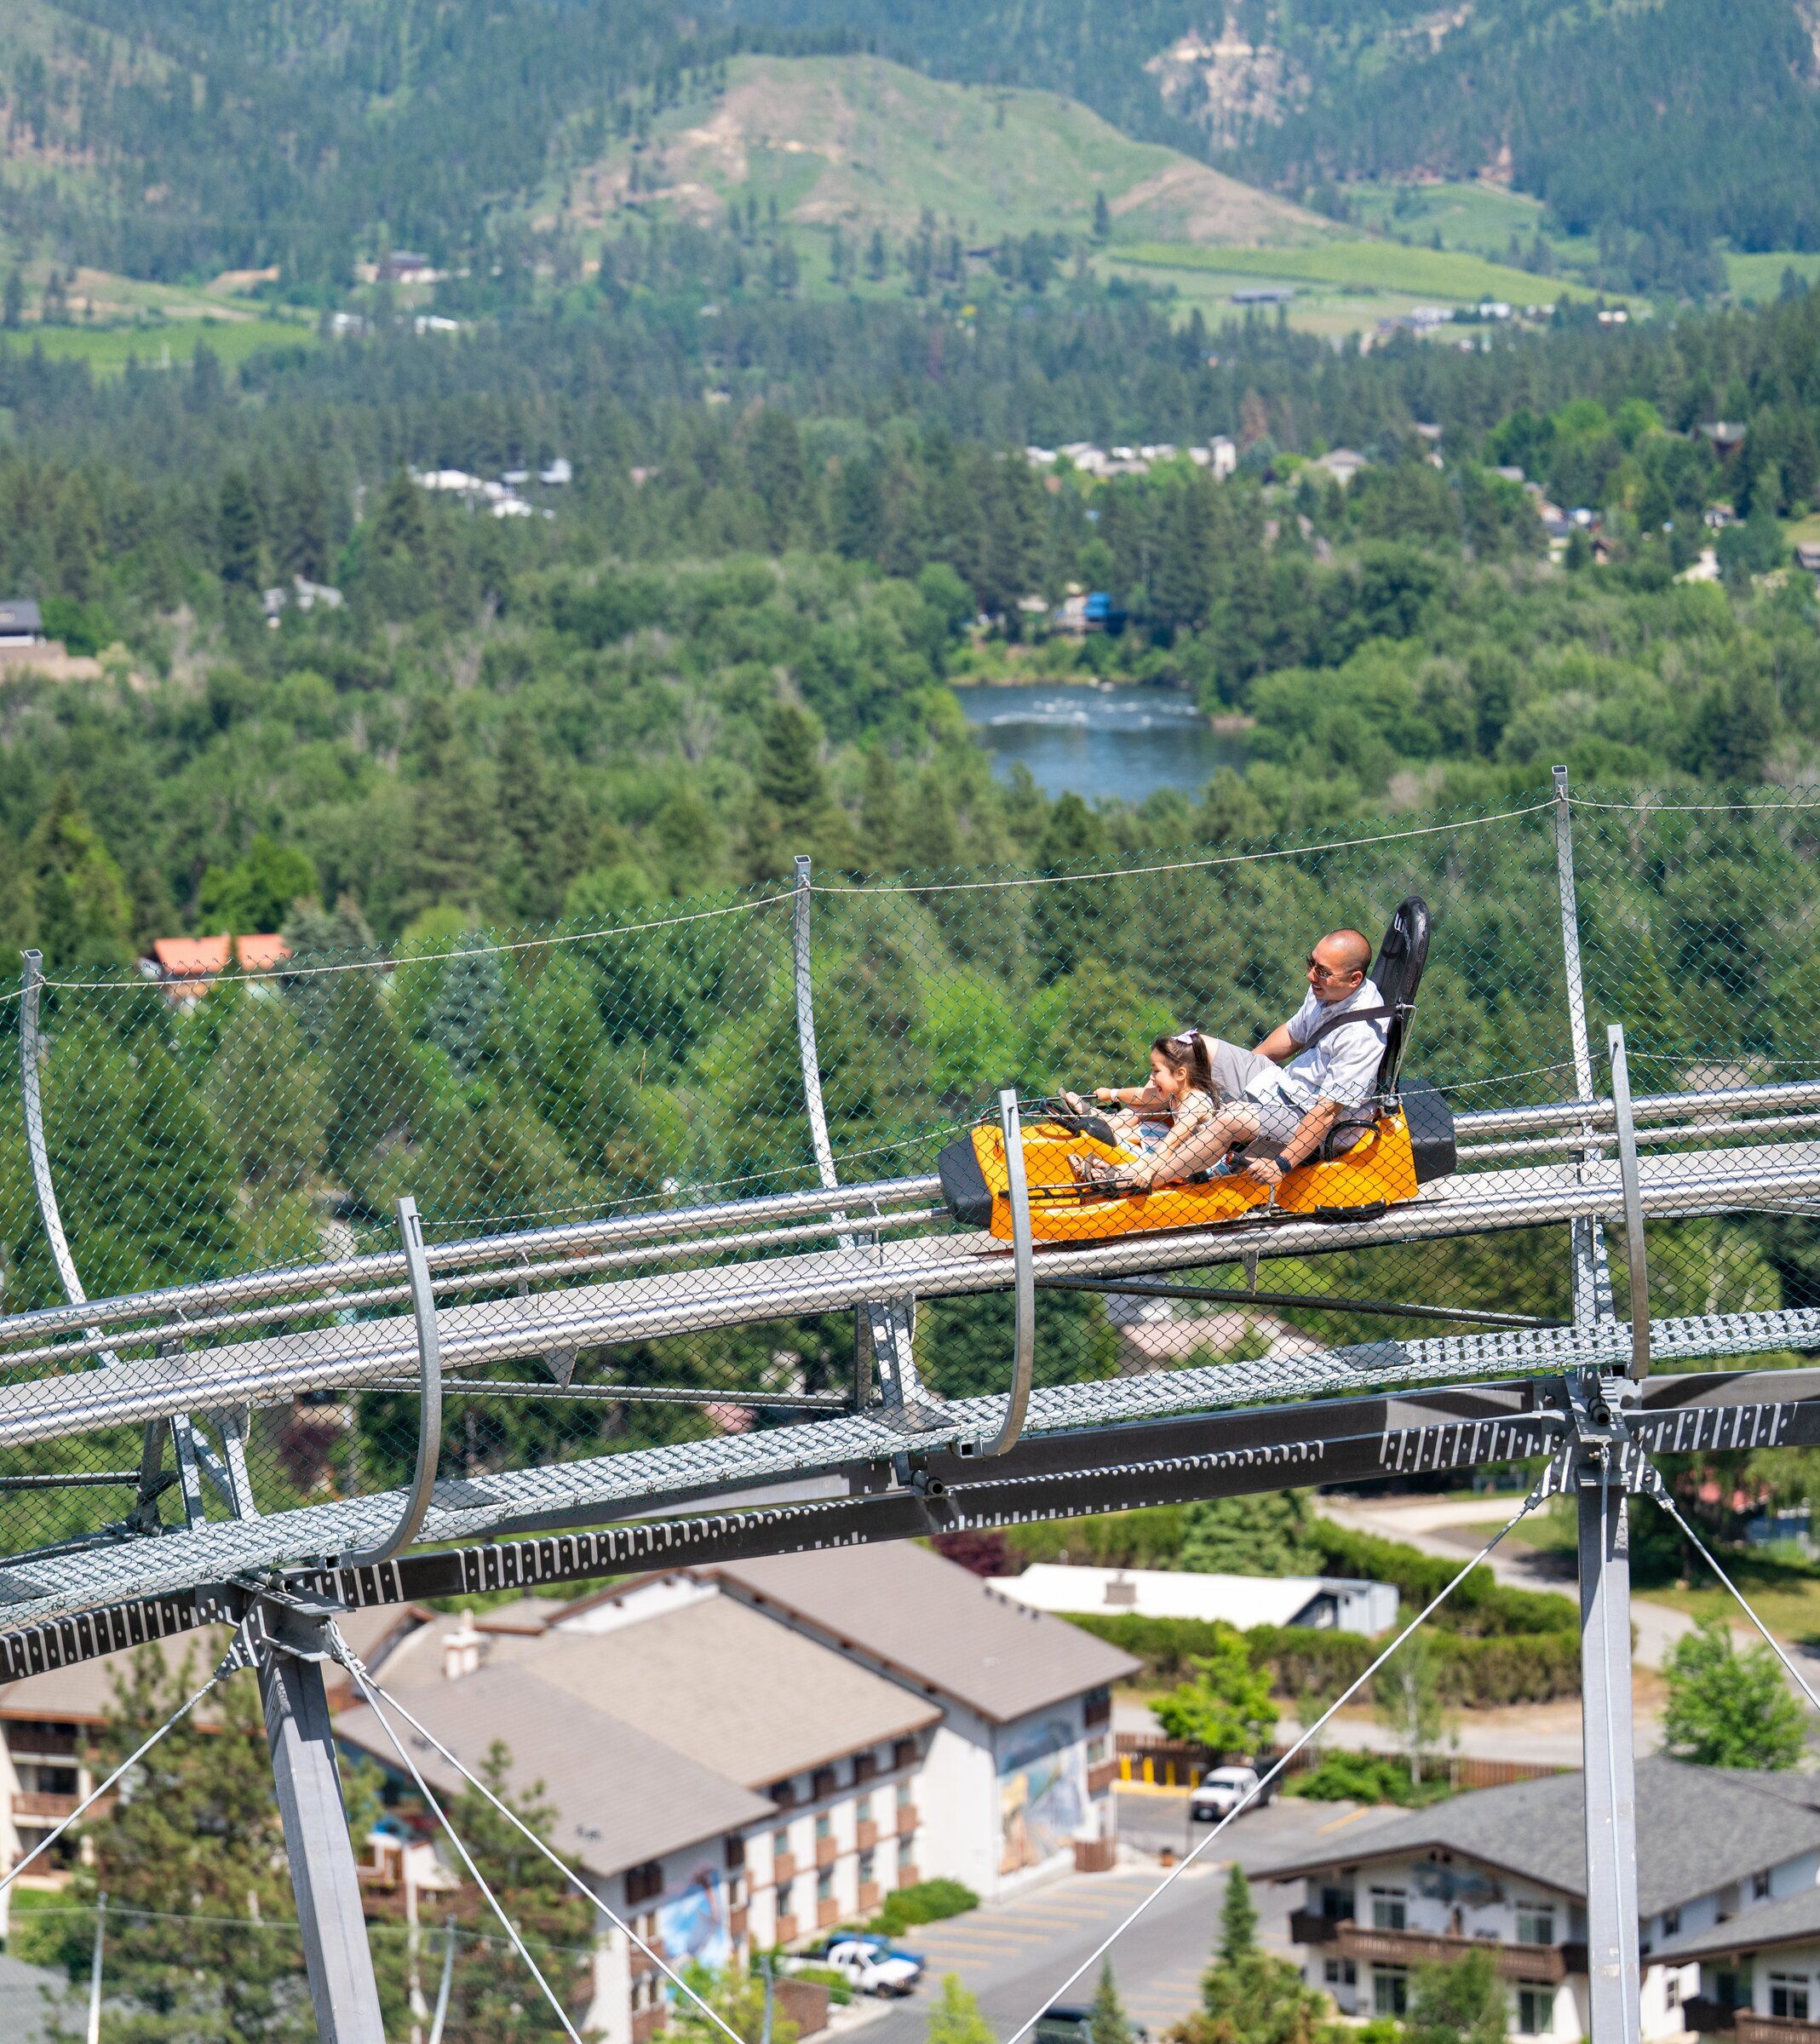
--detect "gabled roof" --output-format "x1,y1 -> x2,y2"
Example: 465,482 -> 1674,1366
1656,1880 -> 1820,1966
1262,1758 -> 1820,1920
710,1544 -> 1138,1725
520,1593 -> 939,1788
335,1664 -> 772,1878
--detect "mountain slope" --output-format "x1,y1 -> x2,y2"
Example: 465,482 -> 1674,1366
561,54 -> 1327,249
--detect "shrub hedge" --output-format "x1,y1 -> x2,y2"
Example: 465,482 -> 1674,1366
1065,1611 -> 1580,1707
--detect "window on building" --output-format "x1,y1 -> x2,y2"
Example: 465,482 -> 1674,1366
893,1738 -> 918,1771
1323,1961 -> 1358,1989
1515,1987 -> 1553,2035
1771,1976 -> 1812,2021
772,1829 -> 790,1861
726,1836 -> 746,1871
1514,1906 -> 1555,1947
1087,1738 -> 1108,1767
772,1780 -> 796,1809
1319,1886 -> 1355,1922
1084,1687 -> 1112,1728
1373,1970 -> 1409,2019
1662,1908 -> 1680,1938
812,1766 -> 836,1800
817,1869 -> 834,1904
854,1752 -> 878,1783
1754,1871 -> 1774,1902
815,1813 -> 832,1841
626,1863 -> 663,1905
898,1779 -> 914,1808
1665,1974 -> 1682,2012
1369,1890 -> 1408,1932
859,1849 -> 876,1886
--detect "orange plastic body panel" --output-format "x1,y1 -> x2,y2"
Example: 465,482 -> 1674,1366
970,1111 -> 1421,1244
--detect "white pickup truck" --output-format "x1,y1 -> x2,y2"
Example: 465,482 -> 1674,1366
1188,1764 -> 1273,1823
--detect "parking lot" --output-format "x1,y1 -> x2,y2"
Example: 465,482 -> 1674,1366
852,1792 -> 1403,2044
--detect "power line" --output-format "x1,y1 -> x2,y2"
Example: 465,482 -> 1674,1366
997,1483 -> 1547,2044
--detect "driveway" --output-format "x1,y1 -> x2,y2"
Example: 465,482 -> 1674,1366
853,1795 -> 1404,2044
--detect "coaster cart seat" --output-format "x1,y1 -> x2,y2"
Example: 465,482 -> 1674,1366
939,898 -> 1457,1246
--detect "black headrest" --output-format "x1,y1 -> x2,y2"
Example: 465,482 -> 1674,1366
1373,898 -> 1430,1093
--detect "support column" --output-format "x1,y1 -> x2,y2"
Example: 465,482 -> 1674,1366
1573,1380 -> 1642,2044
257,1607 -> 386,2044
1552,767 -> 1615,1334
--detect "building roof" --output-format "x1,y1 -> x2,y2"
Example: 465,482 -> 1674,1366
152,934 -> 290,980
1263,1758 -> 1820,1920
524,1593 -> 939,1788
0,600 -> 43,637
0,1629 -> 236,1723
335,1663 -> 772,1879
1656,1880 -> 1820,1966
711,1545 -> 1138,1725
990,1563 -> 1370,1630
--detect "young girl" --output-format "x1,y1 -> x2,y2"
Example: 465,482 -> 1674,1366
1064,1028 -> 1239,1190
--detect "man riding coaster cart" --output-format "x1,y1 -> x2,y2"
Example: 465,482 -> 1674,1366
939,898 -> 1457,1245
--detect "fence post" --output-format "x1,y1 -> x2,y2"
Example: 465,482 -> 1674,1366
789,856 -> 933,1415
1607,1025 -> 1651,1381
1551,769 -> 1615,1330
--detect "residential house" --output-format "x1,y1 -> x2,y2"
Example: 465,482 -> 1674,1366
706,1544 -> 1134,1898
1312,449 -> 1368,487
1794,542 -> 1820,577
144,933 -> 291,1003
1656,1880 -> 1820,2040
990,1562 -> 1397,1634
0,600 -> 44,647
1266,1758 -> 1820,2041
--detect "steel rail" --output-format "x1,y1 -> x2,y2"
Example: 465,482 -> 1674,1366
5,1361 -> 1820,1674
359,1378 -> 852,1409
1609,1026 -> 1651,1380
1,1134 -> 1817,1447
983,1089 -> 1036,1457
0,1206 -> 947,1375
1,1078 -> 1816,1358
1457,1110 -> 1820,1162
0,1173 -> 949,1349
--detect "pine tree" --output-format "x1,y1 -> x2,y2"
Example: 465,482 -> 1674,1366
218,468 -> 266,593
1220,1863 -> 1259,1964
436,1742 -> 595,2042
27,776 -> 134,970
1090,1960 -> 1134,2044
43,1649 -> 308,2042
428,938 -> 505,1081
2,268 -> 22,329
1093,191 -> 1112,242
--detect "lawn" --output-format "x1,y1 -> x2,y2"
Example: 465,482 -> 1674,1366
1345,180 -> 1547,258
1112,238 -> 1613,306
1507,1506 -> 1820,1645
1727,250 -> 1820,302
0,316 -> 316,374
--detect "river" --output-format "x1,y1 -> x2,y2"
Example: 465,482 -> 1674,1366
951,681 -> 1247,803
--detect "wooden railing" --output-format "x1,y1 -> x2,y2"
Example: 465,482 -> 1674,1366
1336,1923 -> 1584,1984
1738,2017 -> 1820,2044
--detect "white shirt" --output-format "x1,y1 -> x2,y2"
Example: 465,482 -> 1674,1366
1252,976 -> 1389,1114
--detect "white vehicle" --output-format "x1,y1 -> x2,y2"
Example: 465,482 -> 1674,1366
1189,1764 -> 1270,1823
795,1937 -> 922,1997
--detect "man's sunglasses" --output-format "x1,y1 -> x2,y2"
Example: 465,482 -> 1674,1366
1307,956 -> 1359,981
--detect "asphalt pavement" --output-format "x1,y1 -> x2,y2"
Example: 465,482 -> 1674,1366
848,1792 -> 1403,2044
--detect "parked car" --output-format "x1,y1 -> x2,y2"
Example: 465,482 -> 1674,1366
1036,2006 -> 1149,2044
1189,1764 -> 1272,1822
791,1935 -> 923,1996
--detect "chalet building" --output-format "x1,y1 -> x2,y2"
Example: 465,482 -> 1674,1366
1267,1759 -> 1820,2041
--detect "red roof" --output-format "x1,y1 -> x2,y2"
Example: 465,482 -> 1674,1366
149,934 -> 291,990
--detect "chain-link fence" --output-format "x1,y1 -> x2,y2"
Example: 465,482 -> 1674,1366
0,775 -> 1815,1571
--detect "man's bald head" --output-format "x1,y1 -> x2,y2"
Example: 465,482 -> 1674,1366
1306,928 -> 1371,1002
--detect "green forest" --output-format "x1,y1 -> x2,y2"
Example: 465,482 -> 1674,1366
0,227 -> 1816,1547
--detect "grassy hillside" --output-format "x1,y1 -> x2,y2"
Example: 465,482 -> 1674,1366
560,54 -> 1329,250
1114,239 -> 1612,305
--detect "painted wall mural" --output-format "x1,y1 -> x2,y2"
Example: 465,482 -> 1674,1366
999,1718 -> 1087,1873
657,1866 -> 732,1989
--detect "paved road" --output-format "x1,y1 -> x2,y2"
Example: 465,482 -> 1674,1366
851,1795 -> 1402,2044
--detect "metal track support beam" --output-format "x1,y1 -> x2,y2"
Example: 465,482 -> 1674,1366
337,1197 -> 443,1569
791,853 -> 932,1416
1608,1025 -> 1651,1381
256,1603 -> 386,2044
1553,766 -> 1615,1332
983,1090 -> 1035,1456
1572,1375 -> 1643,2044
